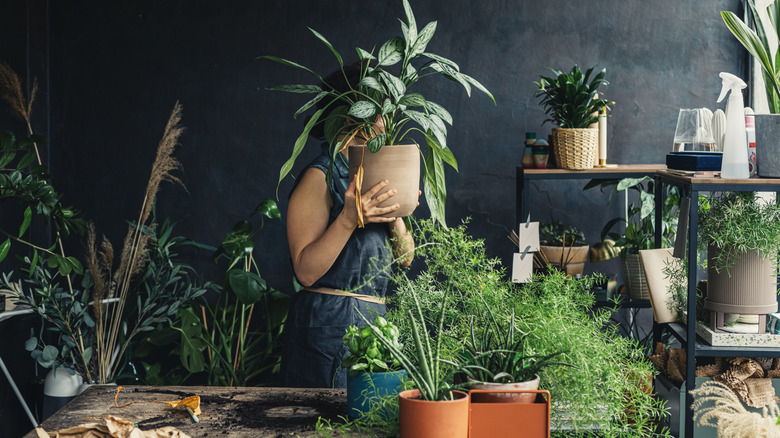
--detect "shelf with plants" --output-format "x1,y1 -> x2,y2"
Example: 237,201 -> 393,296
653,170 -> 780,438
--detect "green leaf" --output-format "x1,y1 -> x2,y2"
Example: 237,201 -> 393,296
323,106 -> 348,145
0,238 -> 10,264
359,76 -> 385,93
67,256 -> 84,275
379,72 -> 406,100
267,84 -> 323,94
461,72 -> 495,104
382,98 -> 396,115
308,27 -> 343,67
252,199 -> 280,220
228,270 -> 267,305
348,101 -> 377,119
293,91 -> 328,119
277,108 -> 324,197
355,47 -> 376,61
16,150 -> 36,169
402,0 -> 418,44
29,249 -> 38,277
258,55 -> 324,83
366,134 -> 387,153
24,337 -> 37,352
410,21 -> 437,57
403,110 -> 430,131
399,93 -> 426,107
18,206 -> 32,237
41,345 -> 58,361
378,36 -> 405,66
425,101 -> 452,125
0,151 -> 15,168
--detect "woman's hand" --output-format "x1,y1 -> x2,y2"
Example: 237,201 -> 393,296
341,177 -> 401,227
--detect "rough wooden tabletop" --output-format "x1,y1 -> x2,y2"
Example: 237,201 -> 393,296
26,385 -> 348,437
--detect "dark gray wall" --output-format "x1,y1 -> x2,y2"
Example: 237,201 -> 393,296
1,1 -> 744,435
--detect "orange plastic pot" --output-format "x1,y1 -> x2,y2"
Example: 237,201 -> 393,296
398,389 -> 469,438
469,389 -> 551,438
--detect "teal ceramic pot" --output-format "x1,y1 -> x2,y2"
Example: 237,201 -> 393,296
347,369 -> 407,419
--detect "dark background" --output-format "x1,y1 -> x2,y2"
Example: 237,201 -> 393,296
1,1 -> 744,436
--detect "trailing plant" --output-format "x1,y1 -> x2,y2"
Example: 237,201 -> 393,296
342,316 -> 403,377
534,65 -> 611,128
697,191 -> 780,274
586,176 -> 679,259
722,0 -> 780,113
261,0 -> 494,226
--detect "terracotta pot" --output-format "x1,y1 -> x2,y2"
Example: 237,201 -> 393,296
539,245 -> 588,276
705,244 -> 778,314
398,389 -> 469,438
347,144 -> 420,218
468,374 -> 540,404
469,389 -> 551,438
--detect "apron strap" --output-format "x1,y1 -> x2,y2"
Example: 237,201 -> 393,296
305,287 -> 386,305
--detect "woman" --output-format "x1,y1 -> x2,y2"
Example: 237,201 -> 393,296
281,63 -> 416,388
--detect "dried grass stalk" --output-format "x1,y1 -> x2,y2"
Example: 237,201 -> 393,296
97,102 -> 186,383
0,61 -> 35,124
690,380 -> 780,437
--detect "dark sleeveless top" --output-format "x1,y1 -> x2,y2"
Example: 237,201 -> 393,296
281,144 -> 393,388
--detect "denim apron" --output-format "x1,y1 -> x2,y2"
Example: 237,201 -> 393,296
281,144 -> 392,388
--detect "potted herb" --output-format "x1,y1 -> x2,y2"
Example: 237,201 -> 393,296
697,192 -> 780,329
534,65 -> 611,170
342,316 -> 407,419
586,176 -> 679,300
261,0 -> 494,226
538,220 -> 589,276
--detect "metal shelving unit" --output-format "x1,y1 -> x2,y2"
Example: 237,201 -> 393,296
653,170 -> 780,437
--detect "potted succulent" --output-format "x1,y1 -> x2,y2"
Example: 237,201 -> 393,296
586,176 -> 679,300
458,306 -> 572,404
538,221 -> 589,276
697,192 -> 780,329
534,65 -> 611,170
261,0 -> 494,226
341,316 -> 407,420
357,279 -> 471,438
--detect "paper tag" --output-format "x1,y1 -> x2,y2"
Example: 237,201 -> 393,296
512,252 -> 534,283
517,221 -> 540,252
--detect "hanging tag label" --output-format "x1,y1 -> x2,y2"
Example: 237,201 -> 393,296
517,220 -> 540,252
512,251 -> 534,283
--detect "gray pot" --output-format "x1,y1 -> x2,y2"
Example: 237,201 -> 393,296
753,114 -> 780,177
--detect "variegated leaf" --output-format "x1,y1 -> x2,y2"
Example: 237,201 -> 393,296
267,84 -> 323,94
380,71 -> 406,100
359,76 -> 385,93
425,101 -> 453,125
378,36 -> 405,66
293,92 -> 328,119
399,93 -> 425,107
410,21 -> 437,57
348,101 -> 377,119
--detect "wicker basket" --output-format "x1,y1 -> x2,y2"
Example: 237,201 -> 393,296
551,128 -> 598,170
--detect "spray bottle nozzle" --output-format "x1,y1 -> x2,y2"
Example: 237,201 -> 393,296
717,72 -> 747,103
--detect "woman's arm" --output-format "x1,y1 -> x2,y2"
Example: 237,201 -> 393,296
287,167 -> 401,287
389,218 -> 414,267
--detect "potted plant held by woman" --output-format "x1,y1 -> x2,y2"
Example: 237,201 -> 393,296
534,65 -> 611,170
341,316 -> 407,420
261,0 -> 494,226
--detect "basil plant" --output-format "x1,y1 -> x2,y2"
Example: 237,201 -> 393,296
260,0 -> 494,226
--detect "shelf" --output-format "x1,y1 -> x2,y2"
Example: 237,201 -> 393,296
664,322 -> 780,358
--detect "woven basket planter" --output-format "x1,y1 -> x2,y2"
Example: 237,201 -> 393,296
551,128 -> 598,170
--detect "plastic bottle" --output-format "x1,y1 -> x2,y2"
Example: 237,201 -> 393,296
745,108 -> 757,177
717,72 -> 750,179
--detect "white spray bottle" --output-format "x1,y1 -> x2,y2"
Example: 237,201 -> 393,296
717,72 -> 750,179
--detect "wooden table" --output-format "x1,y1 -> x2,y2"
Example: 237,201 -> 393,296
26,385 -> 348,437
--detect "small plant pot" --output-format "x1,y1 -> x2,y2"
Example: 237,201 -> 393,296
468,374 -> 540,404
347,369 -> 406,420
539,245 -> 588,276
398,389 -> 469,438
621,253 -> 649,300
550,128 -> 598,170
348,144 -> 420,218
705,245 -> 778,318
469,389 -> 551,438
